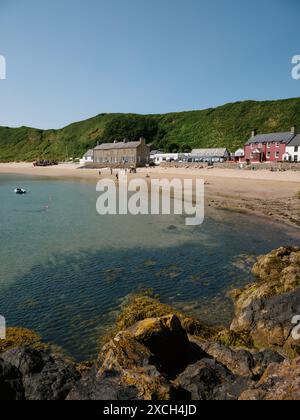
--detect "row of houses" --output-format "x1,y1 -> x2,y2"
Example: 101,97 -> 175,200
80,126 -> 300,167
150,149 -> 231,165
243,126 -> 300,163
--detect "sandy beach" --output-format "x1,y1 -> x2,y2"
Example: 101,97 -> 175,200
1,162 -> 300,228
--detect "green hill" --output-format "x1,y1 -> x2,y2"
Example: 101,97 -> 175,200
1,97 -> 300,162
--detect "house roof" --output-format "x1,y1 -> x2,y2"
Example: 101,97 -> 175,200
94,140 -> 142,151
191,148 -> 229,157
287,134 -> 300,147
83,149 -> 94,158
246,132 -> 295,145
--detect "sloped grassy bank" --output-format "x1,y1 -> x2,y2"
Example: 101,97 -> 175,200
1,247 -> 299,400
2,97 -> 300,161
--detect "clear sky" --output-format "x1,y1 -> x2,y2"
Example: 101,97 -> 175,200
0,0 -> 300,129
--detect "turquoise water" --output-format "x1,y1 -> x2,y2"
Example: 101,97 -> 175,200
0,174 -> 299,361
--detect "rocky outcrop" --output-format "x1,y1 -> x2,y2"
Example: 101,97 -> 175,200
239,357 -> 300,400
192,338 -> 285,379
115,292 -> 218,340
230,247 -> 300,357
67,313 -> 293,401
0,358 -> 24,400
175,359 -> 236,400
68,315 -> 201,400
126,315 -> 201,377
1,247 -> 299,400
0,347 -> 79,400
0,327 -> 43,353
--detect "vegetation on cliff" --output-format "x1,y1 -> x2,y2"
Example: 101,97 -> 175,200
1,97 -> 300,161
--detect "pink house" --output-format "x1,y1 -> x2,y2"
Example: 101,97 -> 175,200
244,126 -> 297,163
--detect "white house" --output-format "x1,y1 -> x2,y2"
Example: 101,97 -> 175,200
234,148 -> 245,162
150,152 -> 190,165
284,135 -> 300,163
80,149 -> 94,166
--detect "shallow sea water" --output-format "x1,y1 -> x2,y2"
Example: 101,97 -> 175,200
0,174 -> 299,360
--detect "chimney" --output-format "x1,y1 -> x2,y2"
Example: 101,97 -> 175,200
139,137 -> 146,145
114,140 -> 118,144
123,138 -> 128,143
291,125 -> 297,136
251,129 -> 257,138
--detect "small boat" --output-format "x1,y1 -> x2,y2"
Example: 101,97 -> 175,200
14,188 -> 27,195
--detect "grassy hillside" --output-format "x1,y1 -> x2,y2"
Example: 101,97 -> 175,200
1,98 -> 300,161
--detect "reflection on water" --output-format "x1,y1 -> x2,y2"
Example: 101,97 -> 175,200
0,174 -> 299,361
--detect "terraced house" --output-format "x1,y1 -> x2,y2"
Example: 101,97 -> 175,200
93,137 -> 150,167
244,126 -> 298,163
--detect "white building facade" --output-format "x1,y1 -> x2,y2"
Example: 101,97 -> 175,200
80,149 -> 94,166
150,153 -> 190,165
284,135 -> 300,163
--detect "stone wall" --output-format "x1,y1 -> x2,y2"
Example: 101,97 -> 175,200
81,163 -> 145,169
159,161 -> 300,171
159,162 -> 210,169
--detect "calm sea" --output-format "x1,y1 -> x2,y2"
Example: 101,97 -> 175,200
0,174 -> 299,361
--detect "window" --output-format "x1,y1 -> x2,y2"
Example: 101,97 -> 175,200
275,151 -> 280,159
251,143 -> 254,149
267,152 -> 271,159
295,147 -> 299,153
295,156 -> 298,162
267,142 -> 271,148
275,142 -> 280,148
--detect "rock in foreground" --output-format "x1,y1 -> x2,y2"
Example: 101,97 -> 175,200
1,247 -> 300,400
0,347 -> 79,400
230,247 -> 300,357
240,357 -> 300,400
68,313 -> 297,401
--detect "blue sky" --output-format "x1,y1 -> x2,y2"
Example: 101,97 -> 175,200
0,0 -> 300,129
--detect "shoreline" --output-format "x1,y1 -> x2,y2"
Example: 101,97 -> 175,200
1,163 -> 300,229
